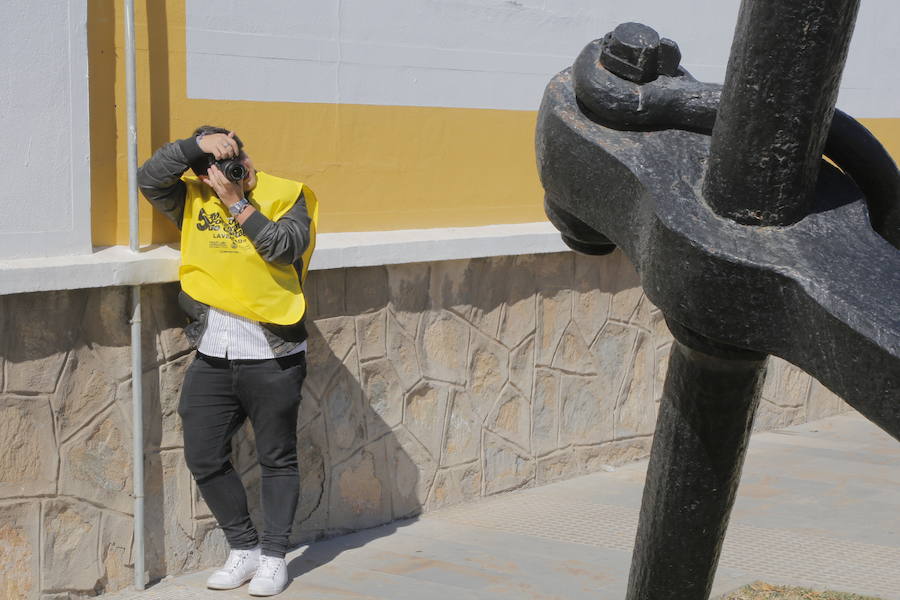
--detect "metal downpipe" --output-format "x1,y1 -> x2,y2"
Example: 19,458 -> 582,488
124,0 -> 145,590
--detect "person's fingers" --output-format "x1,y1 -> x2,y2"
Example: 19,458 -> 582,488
211,164 -> 226,183
211,165 -> 232,189
224,135 -> 238,157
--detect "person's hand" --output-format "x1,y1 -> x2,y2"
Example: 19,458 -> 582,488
200,164 -> 244,207
197,131 -> 239,160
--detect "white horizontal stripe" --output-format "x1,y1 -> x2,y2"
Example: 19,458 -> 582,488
0,222 -> 570,294
185,0 -> 900,117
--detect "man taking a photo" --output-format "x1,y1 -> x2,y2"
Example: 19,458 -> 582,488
138,126 -> 317,596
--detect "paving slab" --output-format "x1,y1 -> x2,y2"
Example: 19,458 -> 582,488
102,413 -> 900,600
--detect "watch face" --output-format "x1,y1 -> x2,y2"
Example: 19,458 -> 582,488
230,201 -> 245,216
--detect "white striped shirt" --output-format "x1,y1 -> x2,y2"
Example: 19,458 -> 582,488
198,307 -> 307,359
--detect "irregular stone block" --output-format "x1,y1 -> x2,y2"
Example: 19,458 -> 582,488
81,286 -> 143,382
403,381 -> 449,461
605,252 -> 642,322
418,311 -> 469,385
329,439 -> 391,531
387,262 -> 430,335
497,256 -> 537,349
772,360 -> 812,408
295,413 -> 329,534
615,333 -> 657,438
509,336 -> 534,396
158,354 -> 193,449
427,462 -> 482,511
114,367 -> 162,454
651,308 -> 674,347
533,252 -> 573,291
387,312 -> 422,391
441,389 -> 481,467
559,374 -> 615,446
146,283 -> 191,362
298,384 -> 321,430
536,449 -> 580,485
311,269 -> 346,319
0,396 -> 58,497
486,385 -> 530,452
345,265 -> 389,314
387,426 -> 436,518
361,358 -> 404,439
429,259 -> 474,320
483,430 -> 534,495
590,322 -> 638,400
323,350 -> 367,464
536,289 -> 571,366
99,510 -> 134,594
4,289 -> 86,394
52,347 -> 117,444
305,316 -> 356,396
467,330 -> 508,410
144,450 -> 194,579
654,344 -> 672,404
573,252 -> 612,345
60,407 -> 132,514
576,437 -> 652,473
466,256 -> 513,338
629,295 -> 655,333
806,379 -> 850,422
551,323 -> 595,374
753,399 -> 804,432
0,502 -> 39,600
41,499 -> 101,591
192,518 -> 228,572
760,357 -> 781,402
532,368 -> 560,456
355,310 -> 386,361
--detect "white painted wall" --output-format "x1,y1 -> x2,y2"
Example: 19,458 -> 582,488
0,0 -> 92,260
187,0 -> 899,118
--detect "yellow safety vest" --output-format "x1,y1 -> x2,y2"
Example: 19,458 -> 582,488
179,171 -> 318,325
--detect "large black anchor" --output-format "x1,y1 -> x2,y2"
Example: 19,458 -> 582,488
536,0 -> 899,598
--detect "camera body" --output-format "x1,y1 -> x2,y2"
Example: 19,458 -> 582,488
192,155 -> 247,183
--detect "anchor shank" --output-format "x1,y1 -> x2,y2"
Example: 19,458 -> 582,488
626,329 -> 767,600
704,0 -> 861,226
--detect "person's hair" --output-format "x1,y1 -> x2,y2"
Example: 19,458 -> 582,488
192,125 -> 245,155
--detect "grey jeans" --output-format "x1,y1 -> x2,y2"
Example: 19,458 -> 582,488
178,351 -> 306,558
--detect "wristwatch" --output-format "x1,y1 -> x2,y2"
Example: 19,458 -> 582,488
228,197 -> 250,217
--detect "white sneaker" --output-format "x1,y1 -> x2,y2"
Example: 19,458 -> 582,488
248,554 -> 288,596
206,546 -> 260,590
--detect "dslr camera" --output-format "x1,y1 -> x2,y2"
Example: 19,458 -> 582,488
192,155 -> 247,183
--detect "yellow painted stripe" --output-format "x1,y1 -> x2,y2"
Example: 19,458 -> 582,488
88,1 -> 900,247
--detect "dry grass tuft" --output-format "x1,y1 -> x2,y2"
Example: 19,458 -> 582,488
722,582 -> 884,600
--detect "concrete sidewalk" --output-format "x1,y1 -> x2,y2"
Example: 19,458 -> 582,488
105,413 -> 900,600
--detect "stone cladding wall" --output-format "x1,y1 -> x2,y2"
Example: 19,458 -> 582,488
0,251 -> 848,598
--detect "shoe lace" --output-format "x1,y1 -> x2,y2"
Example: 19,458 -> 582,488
223,549 -> 250,572
256,555 -> 282,579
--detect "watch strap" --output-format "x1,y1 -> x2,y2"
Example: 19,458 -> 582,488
229,198 -> 250,217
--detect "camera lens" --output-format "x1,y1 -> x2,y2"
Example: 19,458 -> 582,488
227,163 -> 246,182
216,159 -> 246,183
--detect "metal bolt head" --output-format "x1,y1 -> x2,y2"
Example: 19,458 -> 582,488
600,23 -> 681,83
